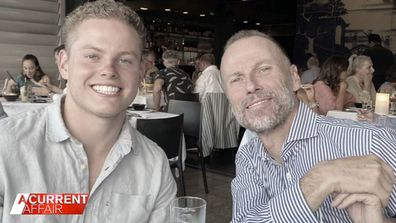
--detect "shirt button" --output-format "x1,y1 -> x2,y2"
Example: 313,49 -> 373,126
81,164 -> 87,169
106,201 -> 110,206
286,172 -> 292,181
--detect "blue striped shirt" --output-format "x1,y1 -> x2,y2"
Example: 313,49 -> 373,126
232,102 -> 396,222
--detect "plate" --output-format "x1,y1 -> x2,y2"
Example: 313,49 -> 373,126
345,107 -> 360,112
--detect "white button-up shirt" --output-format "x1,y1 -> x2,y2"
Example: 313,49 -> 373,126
194,65 -> 224,100
0,98 -> 177,222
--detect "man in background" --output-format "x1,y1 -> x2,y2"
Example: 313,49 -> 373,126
53,44 -> 66,89
300,55 -> 320,84
153,50 -> 192,110
363,33 -> 393,90
142,50 -> 159,92
193,53 -> 223,101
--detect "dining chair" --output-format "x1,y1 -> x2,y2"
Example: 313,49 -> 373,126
168,99 -> 209,193
201,92 -> 239,157
136,114 -> 186,196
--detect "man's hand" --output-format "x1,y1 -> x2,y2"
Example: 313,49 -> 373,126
333,193 -> 385,223
300,155 -> 394,212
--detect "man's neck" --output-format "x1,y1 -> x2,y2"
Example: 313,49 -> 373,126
258,105 -> 298,164
62,98 -> 125,155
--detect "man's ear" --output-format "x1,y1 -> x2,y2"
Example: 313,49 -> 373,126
58,49 -> 69,80
290,64 -> 301,92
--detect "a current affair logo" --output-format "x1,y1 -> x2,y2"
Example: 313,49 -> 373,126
10,193 -> 89,215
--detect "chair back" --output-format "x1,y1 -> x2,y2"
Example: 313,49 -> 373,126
176,93 -> 199,102
136,114 -> 184,159
168,100 -> 201,139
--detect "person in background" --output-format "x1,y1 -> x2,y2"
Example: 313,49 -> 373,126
5,54 -> 62,95
363,33 -> 394,90
346,54 -> 376,104
191,56 -> 202,87
153,50 -> 192,111
54,44 -> 67,89
193,53 -> 223,101
312,56 -> 355,115
378,62 -> 396,94
220,29 -> 396,222
300,55 -> 320,84
0,0 -> 176,222
142,49 -> 159,93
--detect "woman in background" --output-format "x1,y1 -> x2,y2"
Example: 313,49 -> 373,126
378,62 -> 396,93
6,54 -> 62,94
346,54 -> 376,104
312,56 -> 355,115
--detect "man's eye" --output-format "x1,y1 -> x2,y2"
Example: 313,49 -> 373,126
119,58 -> 133,64
230,77 -> 242,84
86,54 -> 98,60
258,66 -> 270,73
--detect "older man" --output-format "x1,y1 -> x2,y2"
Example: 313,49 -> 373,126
153,50 -> 192,110
193,53 -> 223,101
220,30 -> 396,222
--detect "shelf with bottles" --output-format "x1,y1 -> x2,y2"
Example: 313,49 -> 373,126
153,31 -> 214,41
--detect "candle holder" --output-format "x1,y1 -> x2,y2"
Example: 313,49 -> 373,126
374,93 -> 390,115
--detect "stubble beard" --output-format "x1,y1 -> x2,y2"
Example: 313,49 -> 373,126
232,83 -> 295,134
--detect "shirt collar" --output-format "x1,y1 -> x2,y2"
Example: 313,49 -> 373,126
46,96 -> 71,143
285,101 -> 319,144
46,96 -> 136,155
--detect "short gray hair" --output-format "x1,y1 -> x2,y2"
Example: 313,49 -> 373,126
62,0 -> 146,52
200,53 -> 215,65
307,56 -> 319,68
223,30 -> 291,68
162,50 -> 179,66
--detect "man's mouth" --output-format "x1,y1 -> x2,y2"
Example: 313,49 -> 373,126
246,98 -> 270,109
92,85 -> 121,95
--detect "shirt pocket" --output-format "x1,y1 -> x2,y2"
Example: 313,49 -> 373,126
107,193 -> 151,223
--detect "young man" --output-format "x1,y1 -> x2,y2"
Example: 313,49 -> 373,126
220,30 -> 396,222
0,1 -> 176,222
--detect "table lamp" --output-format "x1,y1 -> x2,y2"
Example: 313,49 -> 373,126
374,93 -> 390,115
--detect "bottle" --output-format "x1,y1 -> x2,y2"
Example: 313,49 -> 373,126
20,85 -> 28,102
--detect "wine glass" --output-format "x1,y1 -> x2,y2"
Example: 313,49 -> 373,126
390,90 -> 396,115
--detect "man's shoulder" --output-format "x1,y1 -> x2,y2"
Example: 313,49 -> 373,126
0,108 -> 46,132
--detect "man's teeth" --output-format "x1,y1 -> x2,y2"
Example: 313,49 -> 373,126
248,100 -> 267,108
92,85 -> 120,95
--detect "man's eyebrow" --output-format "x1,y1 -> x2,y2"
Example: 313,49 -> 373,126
252,60 -> 272,70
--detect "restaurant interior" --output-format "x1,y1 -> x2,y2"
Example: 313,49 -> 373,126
1,0 -> 396,222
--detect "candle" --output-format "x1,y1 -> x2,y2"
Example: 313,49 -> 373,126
374,93 -> 390,115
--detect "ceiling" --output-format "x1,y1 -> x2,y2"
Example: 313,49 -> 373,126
124,0 -> 297,29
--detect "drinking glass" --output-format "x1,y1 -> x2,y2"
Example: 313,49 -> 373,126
361,99 -> 373,115
170,196 -> 206,223
390,91 -> 396,115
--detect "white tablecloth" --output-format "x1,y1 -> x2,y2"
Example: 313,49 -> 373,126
326,110 -> 357,120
